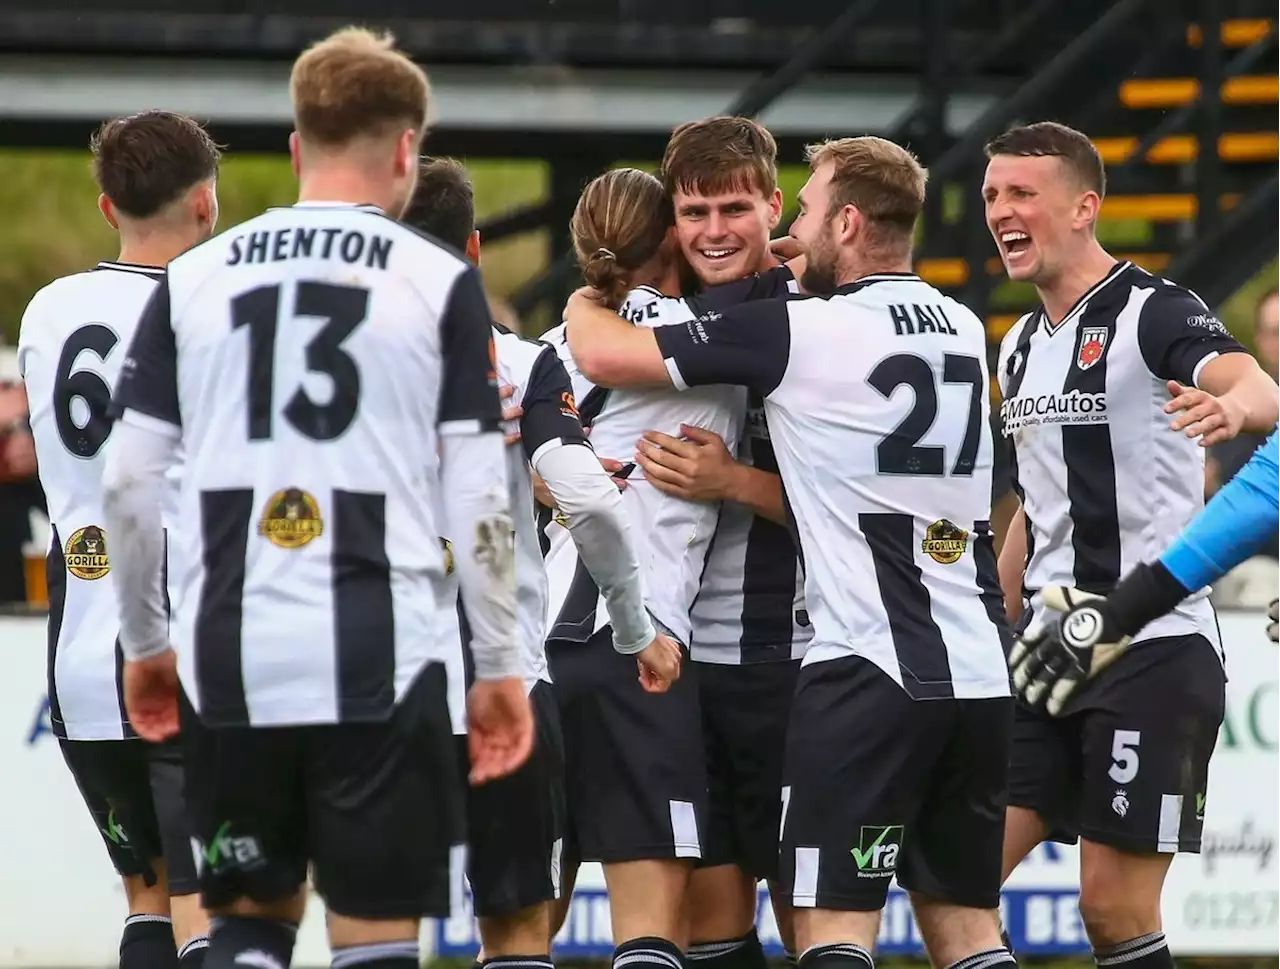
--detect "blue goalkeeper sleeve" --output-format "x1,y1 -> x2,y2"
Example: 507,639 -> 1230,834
1101,430 -> 1278,637
1161,429 -> 1279,592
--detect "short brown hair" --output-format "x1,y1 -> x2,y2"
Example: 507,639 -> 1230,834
571,168 -> 673,309
90,111 -> 221,220
984,122 -> 1106,197
290,27 -> 429,146
805,136 -> 927,253
661,115 -> 778,200
402,157 -> 475,252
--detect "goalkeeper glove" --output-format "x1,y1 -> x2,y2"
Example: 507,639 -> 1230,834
1009,586 -> 1131,716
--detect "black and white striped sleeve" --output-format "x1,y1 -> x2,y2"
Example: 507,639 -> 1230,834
520,345 -> 590,463
1137,286 -> 1248,388
111,278 -> 182,435
652,297 -> 791,396
438,265 -> 504,435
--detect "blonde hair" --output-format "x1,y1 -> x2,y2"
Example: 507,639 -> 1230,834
805,136 -> 927,255
570,168 -> 673,309
290,27 -> 429,146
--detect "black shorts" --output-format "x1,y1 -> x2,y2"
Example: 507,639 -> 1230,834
1009,633 -> 1224,855
780,655 -> 1012,912
547,628 -> 707,864
699,659 -> 800,879
459,680 -> 566,918
181,662 -> 463,919
60,737 -> 200,895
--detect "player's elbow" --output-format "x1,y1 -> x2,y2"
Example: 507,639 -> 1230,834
573,341 -> 627,388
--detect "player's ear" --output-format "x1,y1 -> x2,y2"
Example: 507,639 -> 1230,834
394,129 -> 417,178
838,203 -> 860,244
194,181 -> 219,234
288,132 -> 303,180
1075,190 -> 1102,232
465,229 -> 481,266
767,187 -> 783,230
98,194 -> 119,231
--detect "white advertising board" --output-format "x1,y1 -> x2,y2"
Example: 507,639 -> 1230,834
1,610 -> 1274,964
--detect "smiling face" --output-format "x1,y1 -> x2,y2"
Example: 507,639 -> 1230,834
982,152 -> 1102,286
672,178 -> 781,287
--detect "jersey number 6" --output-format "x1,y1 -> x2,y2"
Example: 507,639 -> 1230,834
232,281 -> 369,442
53,323 -> 120,459
867,352 -> 984,477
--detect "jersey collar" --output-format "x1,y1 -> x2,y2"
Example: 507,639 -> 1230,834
93,260 -> 165,278
276,201 -> 384,214
1039,260 -> 1132,335
833,272 -> 922,295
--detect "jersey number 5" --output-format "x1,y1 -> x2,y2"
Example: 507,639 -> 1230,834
867,353 -> 984,476
232,281 -> 368,442
54,323 -> 120,459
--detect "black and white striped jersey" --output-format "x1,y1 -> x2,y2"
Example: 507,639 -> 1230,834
18,261 -> 174,741
109,202 -> 510,728
997,261 -> 1246,648
541,286 -> 741,646
654,273 -> 1010,700
685,267 -> 812,665
437,324 -> 593,721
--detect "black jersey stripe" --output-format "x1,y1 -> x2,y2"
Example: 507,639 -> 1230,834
194,489 -> 254,724
332,489 -> 396,721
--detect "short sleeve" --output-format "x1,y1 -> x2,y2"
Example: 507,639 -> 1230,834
438,265 -> 503,434
519,345 -> 590,462
651,297 -> 791,396
1137,285 -> 1248,387
111,280 -> 182,429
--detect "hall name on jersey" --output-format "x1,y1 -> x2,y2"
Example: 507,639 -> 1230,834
888,303 -> 957,336
226,226 -> 393,270
1000,391 -> 1108,435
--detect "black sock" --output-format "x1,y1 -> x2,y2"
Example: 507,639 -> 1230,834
331,941 -> 420,969
178,935 -> 209,969
797,942 -> 874,969
944,948 -> 1018,969
206,917 -> 297,969
120,914 -> 177,969
1094,932 -> 1174,968
613,936 -> 684,969
687,930 -> 767,969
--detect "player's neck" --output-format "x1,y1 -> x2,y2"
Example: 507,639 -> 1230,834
840,255 -> 912,286
1036,242 -> 1119,325
297,171 -> 393,214
115,236 -> 187,269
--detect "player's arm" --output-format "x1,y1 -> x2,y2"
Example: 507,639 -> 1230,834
724,464 -> 787,525
520,347 -> 656,654
436,267 -> 519,683
103,282 -> 183,662
566,289 -> 791,395
1139,289 -> 1279,445
1012,431 -> 1279,713
998,503 -> 1028,625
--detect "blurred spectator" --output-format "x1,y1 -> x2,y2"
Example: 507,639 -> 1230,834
0,347 -> 43,603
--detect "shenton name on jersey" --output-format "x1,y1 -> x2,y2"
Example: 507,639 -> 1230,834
1000,390 -> 1107,434
226,225 -> 394,270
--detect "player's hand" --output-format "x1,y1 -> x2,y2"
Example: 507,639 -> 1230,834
1009,586 -> 1131,716
123,649 -> 181,742
500,384 -> 523,446
769,235 -> 803,261
1165,380 -> 1245,447
466,677 -> 535,785
636,424 -> 736,502
635,633 -> 682,693
1268,599 -> 1278,643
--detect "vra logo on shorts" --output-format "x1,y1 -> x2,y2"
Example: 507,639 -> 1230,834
258,488 -> 323,549
852,824 -> 903,877
65,525 -> 110,580
922,519 -> 968,565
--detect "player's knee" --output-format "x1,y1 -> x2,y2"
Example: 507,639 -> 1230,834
687,865 -> 757,942
603,858 -> 692,943
1077,871 -> 1161,946
122,870 -> 170,915
478,905 -> 552,957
